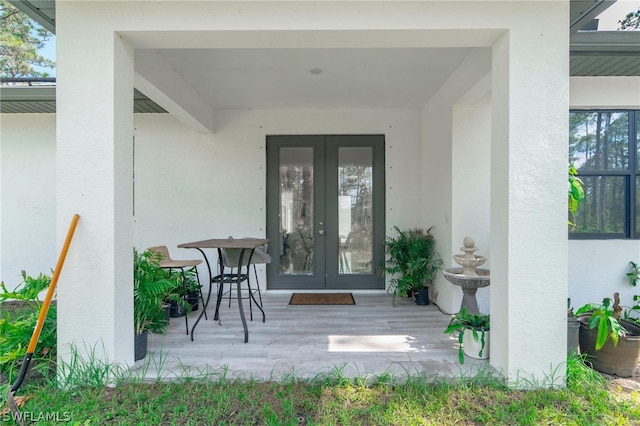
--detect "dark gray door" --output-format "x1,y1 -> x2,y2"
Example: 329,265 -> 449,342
266,135 -> 385,290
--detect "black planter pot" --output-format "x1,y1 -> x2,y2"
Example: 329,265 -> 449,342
413,288 -> 430,306
187,291 -> 199,312
163,303 -> 171,322
169,300 -> 186,318
134,330 -> 148,361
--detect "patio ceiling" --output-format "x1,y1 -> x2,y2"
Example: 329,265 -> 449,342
2,0 -> 638,114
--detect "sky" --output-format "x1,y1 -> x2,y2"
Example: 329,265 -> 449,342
597,0 -> 640,29
30,0 -> 638,78
32,34 -> 56,77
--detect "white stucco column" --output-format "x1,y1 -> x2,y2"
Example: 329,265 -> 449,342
56,13 -> 134,367
490,15 -> 569,386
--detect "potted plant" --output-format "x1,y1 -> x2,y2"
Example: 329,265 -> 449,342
575,293 -> 640,377
567,298 -> 580,356
164,270 -> 198,318
183,268 -> 202,312
384,226 -> 443,305
443,307 -> 490,364
133,248 -> 185,360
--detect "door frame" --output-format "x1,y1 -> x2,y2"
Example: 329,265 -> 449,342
265,134 -> 386,290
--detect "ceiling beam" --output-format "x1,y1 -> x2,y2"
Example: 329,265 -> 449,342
134,50 -> 215,134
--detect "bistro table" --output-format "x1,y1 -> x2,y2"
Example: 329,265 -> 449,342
177,238 -> 268,342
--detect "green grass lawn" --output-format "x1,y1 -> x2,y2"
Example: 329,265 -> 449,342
2,355 -> 640,425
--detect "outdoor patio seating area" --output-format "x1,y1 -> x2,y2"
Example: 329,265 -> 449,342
139,292 -> 493,382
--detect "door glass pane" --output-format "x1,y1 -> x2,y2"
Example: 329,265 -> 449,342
279,148 -> 314,275
338,147 -> 373,274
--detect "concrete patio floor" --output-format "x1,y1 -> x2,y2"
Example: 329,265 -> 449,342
138,292 -> 493,382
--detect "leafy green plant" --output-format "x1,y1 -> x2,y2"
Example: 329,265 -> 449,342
622,294 -> 640,324
443,307 -> 490,364
568,163 -> 585,230
0,271 -> 56,382
0,270 -> 51,304
627,261 -> 640,287
133,249 -> 188,335
178,267 -> 201,296
575,296 -> 626,350
384,226 -> 443,301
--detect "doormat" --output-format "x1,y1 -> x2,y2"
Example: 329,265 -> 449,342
289,293 -> 355,305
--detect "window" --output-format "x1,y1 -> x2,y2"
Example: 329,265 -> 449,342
569,110 -> 639,238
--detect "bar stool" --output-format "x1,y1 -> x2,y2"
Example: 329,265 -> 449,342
220,237 -> 271,321
147,245 -> 207,335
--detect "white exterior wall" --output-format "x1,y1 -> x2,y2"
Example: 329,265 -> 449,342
0,109 -> 420,286
0,114 -> 57,285
134,109 -> 421,282
569,77 -> 640,310
449,93 -> 492,314
421,49 -> 492,315
6,75 -> 640,382
44,0 -> 568,386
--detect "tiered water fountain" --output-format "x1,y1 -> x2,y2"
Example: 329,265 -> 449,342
442,237 -> 490,314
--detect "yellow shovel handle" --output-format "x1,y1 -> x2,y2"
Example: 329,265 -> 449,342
26,214 -> 80,353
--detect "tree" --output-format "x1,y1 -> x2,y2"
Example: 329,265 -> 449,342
0,0 -> 55,77
619,7 -> 640,30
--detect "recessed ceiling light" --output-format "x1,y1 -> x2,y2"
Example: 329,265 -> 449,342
309,67 -> 323,75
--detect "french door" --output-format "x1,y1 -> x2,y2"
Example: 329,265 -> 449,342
266,135 -> 385,290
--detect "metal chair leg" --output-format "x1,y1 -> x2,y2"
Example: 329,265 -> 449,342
192,266 -> 207,320
179,268 -> 189,335
252,264 -> 263,308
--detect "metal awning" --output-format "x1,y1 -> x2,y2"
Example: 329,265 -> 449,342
0,80 -> 167,114
570,31 -> 640,76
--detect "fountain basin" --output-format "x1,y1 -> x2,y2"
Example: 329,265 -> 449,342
452,255 -> 486,275
443,267 -> 490,314
442,268 -> 490,288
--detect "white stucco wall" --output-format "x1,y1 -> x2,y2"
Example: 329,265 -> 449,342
420,48 -> 492,315
570,77 -> 640,109
0,109 -> 421,291
133,109 -> 422,284
449,93 -> 492,314
8,0 -> 569,386
569,76 -> 640,311
4,76 -> 637,375
0,114 -> 57,287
